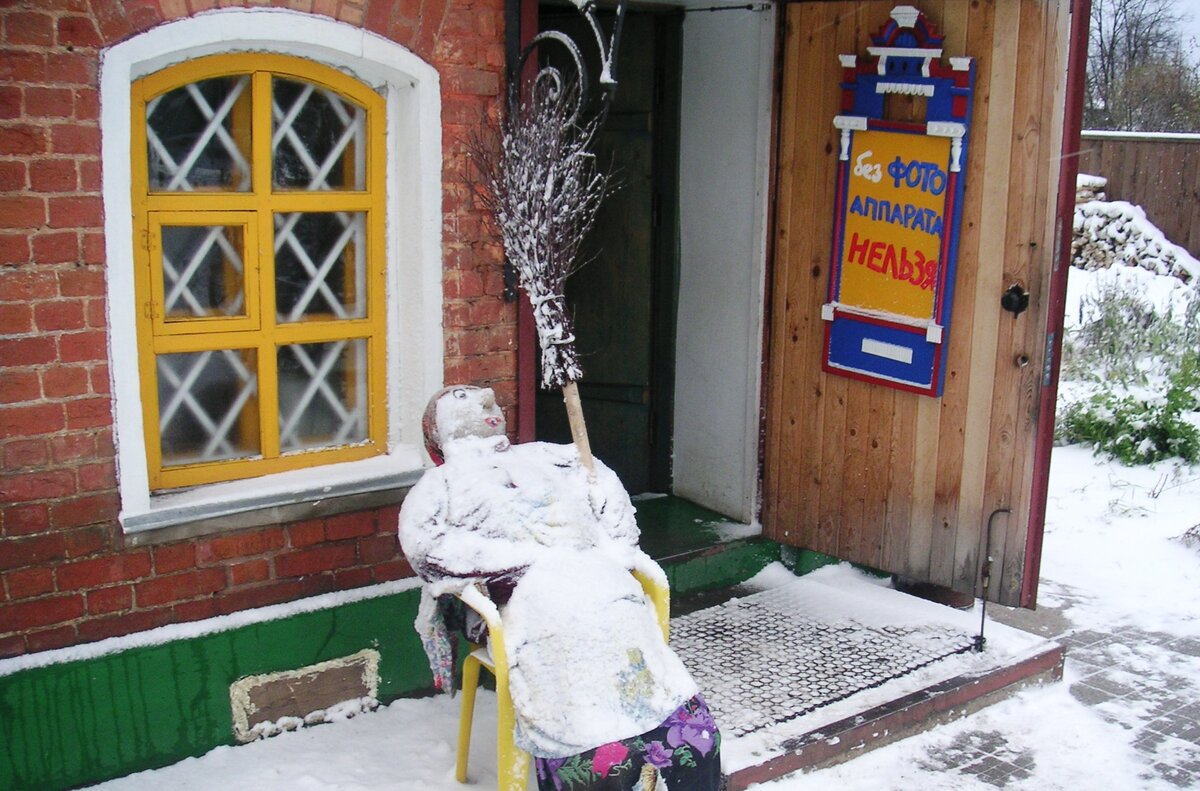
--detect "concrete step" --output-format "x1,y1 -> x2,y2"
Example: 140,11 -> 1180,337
664,565 -> 1063,787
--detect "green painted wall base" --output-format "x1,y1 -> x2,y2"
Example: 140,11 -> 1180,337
0,588 -> 428,791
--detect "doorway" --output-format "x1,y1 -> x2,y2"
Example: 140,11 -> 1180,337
533,6 -> 683,496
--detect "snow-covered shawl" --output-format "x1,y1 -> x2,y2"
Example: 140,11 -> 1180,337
399,436 -> 638,578
504,548 -> 697,758
397,437 -> 696,757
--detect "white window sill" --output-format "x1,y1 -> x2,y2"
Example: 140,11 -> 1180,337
120,448 -> 428,541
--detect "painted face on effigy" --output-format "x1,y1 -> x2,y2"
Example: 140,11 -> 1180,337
422,385 -> 508,464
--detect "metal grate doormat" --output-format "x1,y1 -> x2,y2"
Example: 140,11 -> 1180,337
670,580 -> 976,737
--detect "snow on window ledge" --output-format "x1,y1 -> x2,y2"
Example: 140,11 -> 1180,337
121,447 -> 428,539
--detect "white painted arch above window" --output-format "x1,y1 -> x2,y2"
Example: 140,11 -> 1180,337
102,9 -> 443,533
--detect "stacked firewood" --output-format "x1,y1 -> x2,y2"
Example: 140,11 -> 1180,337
1072,174 -> 1196,284
1075,173 -> 1108,203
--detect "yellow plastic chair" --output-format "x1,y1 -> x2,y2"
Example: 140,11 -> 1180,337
455,556 -> 671,791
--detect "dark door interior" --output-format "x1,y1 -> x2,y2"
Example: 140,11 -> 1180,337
534,6 -> 682,495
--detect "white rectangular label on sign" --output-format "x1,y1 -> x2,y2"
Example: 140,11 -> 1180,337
861,337 -> 914,364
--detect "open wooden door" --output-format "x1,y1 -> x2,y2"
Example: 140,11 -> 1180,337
764,0 -> 1071,607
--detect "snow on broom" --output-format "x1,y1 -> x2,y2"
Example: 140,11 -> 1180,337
469,11 -> 623,474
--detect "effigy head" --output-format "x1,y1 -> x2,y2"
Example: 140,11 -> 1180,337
421,385 -> 507,464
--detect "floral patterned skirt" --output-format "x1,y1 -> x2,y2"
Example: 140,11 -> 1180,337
533,694 -> 722,791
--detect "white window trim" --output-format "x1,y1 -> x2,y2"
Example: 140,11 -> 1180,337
101,9 -> 444,533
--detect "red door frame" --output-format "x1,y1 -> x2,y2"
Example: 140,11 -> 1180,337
513,0 -> 539,443
1022,0 -> 1092,607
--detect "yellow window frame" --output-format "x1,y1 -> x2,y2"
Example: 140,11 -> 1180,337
146,210 -> 261,335
131,54 -> 388,491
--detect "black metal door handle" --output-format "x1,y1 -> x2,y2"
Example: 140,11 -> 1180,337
1001,283 -> 1029,316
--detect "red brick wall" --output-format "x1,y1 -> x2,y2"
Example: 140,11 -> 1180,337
0,0 -> 515,658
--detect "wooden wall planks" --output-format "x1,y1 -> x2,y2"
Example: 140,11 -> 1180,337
764,0 -> 1070,607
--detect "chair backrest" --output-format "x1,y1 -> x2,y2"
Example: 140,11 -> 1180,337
631,561 -> 670,641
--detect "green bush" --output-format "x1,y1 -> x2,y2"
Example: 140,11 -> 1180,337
1057,272 -> 1199,464
1057,356 -> 1199,464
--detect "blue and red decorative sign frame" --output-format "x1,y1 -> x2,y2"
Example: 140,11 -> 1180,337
822,5 -> 975,397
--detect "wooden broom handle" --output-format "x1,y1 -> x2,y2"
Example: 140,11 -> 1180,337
562,380 -> 595,474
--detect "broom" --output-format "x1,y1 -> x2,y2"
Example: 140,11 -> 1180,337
471,68 -> 611,474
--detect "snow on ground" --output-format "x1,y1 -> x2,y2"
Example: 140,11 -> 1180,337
88,445 -> 1200,791
1035,446 -> 1200,638
89,693 -> 503,791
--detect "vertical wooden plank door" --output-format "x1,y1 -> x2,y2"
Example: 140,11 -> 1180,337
764,0 -> 1070,607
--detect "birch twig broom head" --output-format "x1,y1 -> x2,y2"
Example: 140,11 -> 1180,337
469,35 -> 613,391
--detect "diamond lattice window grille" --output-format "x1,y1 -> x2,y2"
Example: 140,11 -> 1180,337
146,76 -> 252,192
157,349 -> 259,465
161,224 -> 247,318
277,340 -> 367,452
272,79 -> 366,191
274,212 -> 366,322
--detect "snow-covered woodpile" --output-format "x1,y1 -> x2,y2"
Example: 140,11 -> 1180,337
1072,174 -> 1197,284
1075,173 -> 1107,203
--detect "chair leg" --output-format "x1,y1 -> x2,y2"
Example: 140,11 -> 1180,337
456,654 -> 482,783
499,748 -> 530,791
494,663 -> 530,791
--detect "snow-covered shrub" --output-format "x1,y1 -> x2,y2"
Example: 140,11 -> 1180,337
1057,366 -> 1199,465
1060,272 -> 1199,386
1056,263 -> 1199,465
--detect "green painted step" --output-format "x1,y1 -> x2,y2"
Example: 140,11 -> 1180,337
634,495 -> 780,600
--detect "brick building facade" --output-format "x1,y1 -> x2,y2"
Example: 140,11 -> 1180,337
0,0 -> 516,659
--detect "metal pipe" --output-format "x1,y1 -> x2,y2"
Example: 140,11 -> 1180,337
976,508 -> 1011,652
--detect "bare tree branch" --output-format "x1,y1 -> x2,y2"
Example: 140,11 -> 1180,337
1086,0 -> 1200,131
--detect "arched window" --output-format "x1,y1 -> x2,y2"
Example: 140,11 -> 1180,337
130,55 -> 387,489
102,11 -> 443,532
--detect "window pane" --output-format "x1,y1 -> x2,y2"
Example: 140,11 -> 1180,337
147,76 -> 252,192
272,77 -> 366,190
157,349 -> 259,466
278,339 -> 367,452
274,212 -> 366,322
161,225 -> 247,319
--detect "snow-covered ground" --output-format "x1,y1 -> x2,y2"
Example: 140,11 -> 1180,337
86,257 -> 1198,789
761,445 -> 1200,791
86,443 -> 1200,791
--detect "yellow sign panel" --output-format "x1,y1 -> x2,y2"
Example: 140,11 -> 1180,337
838,130 -> 951,320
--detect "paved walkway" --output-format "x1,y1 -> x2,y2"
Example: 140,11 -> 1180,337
922,586 -> 1200,788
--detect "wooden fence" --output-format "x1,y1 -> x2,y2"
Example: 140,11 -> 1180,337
1076,131 -> 1200,258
